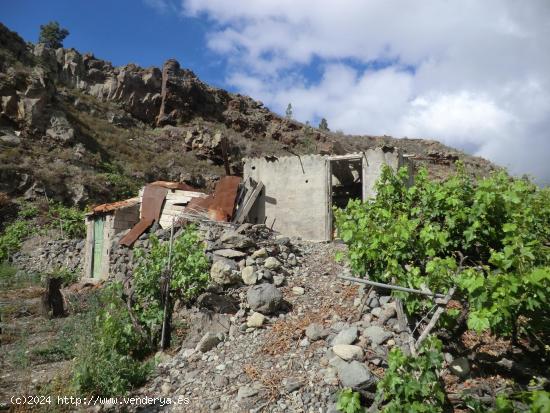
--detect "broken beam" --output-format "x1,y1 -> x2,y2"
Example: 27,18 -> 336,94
337,275 -> 447,299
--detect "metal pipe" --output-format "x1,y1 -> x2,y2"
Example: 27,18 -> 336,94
337,275 -> 446,299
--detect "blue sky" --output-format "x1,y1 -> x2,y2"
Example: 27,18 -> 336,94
2,0 -> 227,87
2,0 -> 550,183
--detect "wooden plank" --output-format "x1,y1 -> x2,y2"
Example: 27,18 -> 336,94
234,181 -> 264,224
165,190 -> 208,200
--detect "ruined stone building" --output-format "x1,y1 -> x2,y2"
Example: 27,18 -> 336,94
243,147 -> 412,241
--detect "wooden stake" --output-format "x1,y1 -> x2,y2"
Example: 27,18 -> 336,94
160,217 -> 175,350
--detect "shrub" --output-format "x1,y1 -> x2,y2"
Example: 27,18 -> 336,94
72,283 -> 151,396
335,165 -> 550,341
0,220 -> 34,262
47,203 -> 85,239
375,337 -> 446,413
133,225 -> 209,339
337,388 -> 365,413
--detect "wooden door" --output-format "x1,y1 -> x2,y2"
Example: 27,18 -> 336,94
92,217 -> 105,278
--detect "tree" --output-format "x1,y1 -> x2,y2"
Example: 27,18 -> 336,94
319,117 -> 329,131
39,21 -> 69,49
285,103 -> 293,120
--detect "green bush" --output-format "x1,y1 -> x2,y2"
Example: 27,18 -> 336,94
72,283 -> 151,396
375,337 -> 446,413
335,165 -> 550,340
337,388 -> 365,413
133,225 -> 209,339
0,220 -> 34,262
48,203 -> 85,239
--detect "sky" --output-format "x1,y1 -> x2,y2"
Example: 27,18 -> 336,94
3,0 -> 549,184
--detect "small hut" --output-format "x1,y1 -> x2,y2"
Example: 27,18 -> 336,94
83,198 -> 140,281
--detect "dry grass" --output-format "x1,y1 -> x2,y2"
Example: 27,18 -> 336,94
242,363 -> 284,402
260,304 -> 350,356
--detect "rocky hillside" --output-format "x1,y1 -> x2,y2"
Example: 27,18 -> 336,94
0,22 -> 498,207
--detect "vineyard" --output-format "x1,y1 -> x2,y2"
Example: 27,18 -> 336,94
335,164 -> 550,412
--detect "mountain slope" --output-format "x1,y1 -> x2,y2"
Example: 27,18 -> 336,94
0,22 -> 498,206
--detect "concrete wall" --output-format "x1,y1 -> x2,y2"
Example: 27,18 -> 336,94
243,155 -> 329,241
243,148 -> 410,241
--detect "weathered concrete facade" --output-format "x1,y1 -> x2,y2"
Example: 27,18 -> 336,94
243,148 -> 412,241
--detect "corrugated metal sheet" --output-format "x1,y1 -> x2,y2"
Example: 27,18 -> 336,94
119,185 -> 169,247
186,176 -> 241,222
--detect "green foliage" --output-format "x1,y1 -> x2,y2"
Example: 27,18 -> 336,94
319,117 -> 329,131
100,162 -> 142,199
0,220 -> 34,262
38,21 -> 69,49
376,337 -> 446,413
48,203 -> 86,239
337,388 -> 365,413
72,283 -> 151,396
335,165 -> 550,340
133,225 -> 209,338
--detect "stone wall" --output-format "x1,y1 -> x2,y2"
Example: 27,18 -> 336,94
12,237 -> 84,275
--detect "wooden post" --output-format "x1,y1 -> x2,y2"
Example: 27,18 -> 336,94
415,287 -> 456,350
160,217 -> 175,350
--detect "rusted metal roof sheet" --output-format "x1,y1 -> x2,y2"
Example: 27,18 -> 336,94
119,185 -> 169,247
186,176 -> 241,222
88,197 -> 140,215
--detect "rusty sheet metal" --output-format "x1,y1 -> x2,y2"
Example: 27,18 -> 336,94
150,181 -> 203,192
89,197 -> 140,215
119,184 -> 169,247
186,176 -> 241,222
119,218 -> 154,247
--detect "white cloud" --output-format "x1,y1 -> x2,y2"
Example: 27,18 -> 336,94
179,0 -> 550,183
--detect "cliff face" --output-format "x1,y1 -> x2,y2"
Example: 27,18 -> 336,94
0,22 -> 498,206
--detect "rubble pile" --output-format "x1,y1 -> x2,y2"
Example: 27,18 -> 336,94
131,239 -> 426,412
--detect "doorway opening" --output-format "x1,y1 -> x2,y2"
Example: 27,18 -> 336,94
329,158 -> 363,238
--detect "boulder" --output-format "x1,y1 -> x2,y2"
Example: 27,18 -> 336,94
251,247 -> 268,259
364,326 -> 392,345
196,292 -> 238,314
332,326 -> 358,345
246,312 -> 265,328
213,249 -> 247,259
333,345 -> 364,361
219,230 -> 254,249
264,256 -> 281,270
46,112 -> 75,143
241,266 -> 257,285
305,323 -> 329,341
195,332 -> 223,353
210,260 -> 239,285
247,284 -> 283,314
336,360 -> 373,388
